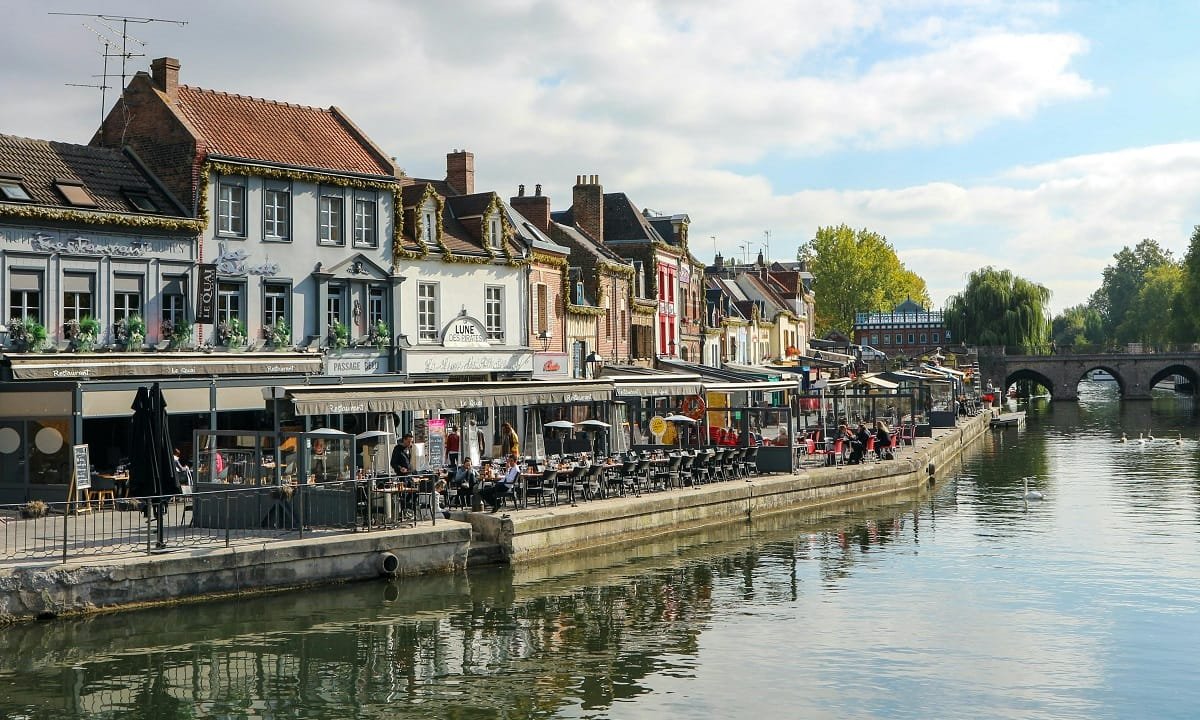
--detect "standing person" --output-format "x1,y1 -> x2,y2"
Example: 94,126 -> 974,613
500,421 -> 520,458
390,432 -> 413,478
445,425 -> 461,467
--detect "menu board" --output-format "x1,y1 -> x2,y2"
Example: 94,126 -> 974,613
73,444 -> 91,490
427,418 -> 446,470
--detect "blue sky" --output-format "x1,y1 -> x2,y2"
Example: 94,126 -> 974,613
3,0 -> 1200,313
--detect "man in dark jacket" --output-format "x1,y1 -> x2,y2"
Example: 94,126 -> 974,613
849,423 -> 871,464
390,432 -> 413,477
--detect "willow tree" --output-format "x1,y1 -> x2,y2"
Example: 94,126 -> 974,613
943,267 -> 1051,349
798,224 -> 931,336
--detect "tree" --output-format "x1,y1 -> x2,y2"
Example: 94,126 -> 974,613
797,224 -> 931,336
1122,263 -> 1184,346
1089,239 -> 1175,344
943,266 -> 1051,349
1052,304 -> 1101,349
1176,225 -> 1200,341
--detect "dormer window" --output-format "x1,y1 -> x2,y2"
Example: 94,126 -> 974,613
421,201 -> 437,247
0,179 -> 32,202
54,179 -> 96,207
488,214 -> 502,251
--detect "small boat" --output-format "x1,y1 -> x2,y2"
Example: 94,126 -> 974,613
1088,369 -> 1116,382
991,411 -> 1026,428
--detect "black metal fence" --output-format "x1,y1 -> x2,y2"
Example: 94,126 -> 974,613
0,479 -> 436,564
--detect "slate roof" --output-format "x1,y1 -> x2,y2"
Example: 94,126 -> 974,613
0,134 -> 188,218
173,85 -> 396,177
551,221 -> 629,265
554,192 -> 668,244
399,181 -> 536,258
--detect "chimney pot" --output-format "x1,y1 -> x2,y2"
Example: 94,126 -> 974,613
446,149 -> 475,195
150,57 -> 181,100
573,173 -> 604,243
518,183 -> 525,197
535,183 -> 542,196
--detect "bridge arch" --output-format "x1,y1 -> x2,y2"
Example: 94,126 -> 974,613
1147,363 -> 1200,395
1004,367 -> 1057,399
1075,364 -> 1127,397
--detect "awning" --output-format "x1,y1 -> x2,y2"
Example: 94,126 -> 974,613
610,373 -> 703,398
285,378 -> 614,416
6,352 -> 322,380
857,374 -> 900,390
703,380 -> 797,394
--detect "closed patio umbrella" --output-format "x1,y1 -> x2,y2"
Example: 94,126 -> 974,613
128,383 -> 179,549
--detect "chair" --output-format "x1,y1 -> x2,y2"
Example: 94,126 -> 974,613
741,446 -> 759,475
690,452 -> 708,486
678,453 -> 695,486
525,468 -> 556,507
88,474 -> 117,509
555,465 -> 580,504
582,464 -> 604,500
864,435 -> 876,462
726,447 -> 745,478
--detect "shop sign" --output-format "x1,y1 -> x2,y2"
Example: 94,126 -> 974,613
324,354 -> 389,376
441,313 -> 490,348
406,350 -> 531,375
196,264 -> 217,324
532,352 -> 570,380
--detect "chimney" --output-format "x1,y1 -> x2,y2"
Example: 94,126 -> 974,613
511,182 -> 550,234
446,149 -> 474,195
572,174 -> 604,243
150,57 -> 180,100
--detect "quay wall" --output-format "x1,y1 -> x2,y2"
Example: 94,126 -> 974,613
0,413 -> 990,624
473,412 -> 991,563
0,522 -> 470,624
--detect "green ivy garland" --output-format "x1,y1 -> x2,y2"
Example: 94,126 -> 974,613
0,202 -> 204,233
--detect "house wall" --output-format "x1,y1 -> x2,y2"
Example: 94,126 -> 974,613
527,257 -> 565,353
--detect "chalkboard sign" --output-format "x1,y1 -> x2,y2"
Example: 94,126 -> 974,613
427,419 -> 446,470
73,444 -> 91,490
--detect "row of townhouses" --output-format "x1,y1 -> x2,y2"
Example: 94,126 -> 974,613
0,56 -> 816,502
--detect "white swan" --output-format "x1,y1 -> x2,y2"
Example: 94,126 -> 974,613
1022,477 -> 1045,501
1177,433 -> 1183,445
1146,430 -> 1156,442
1119,432 -> 1127,443
1137,432 -> 1148,445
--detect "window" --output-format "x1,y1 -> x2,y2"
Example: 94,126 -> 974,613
55,181 -> 96,207
485,286 -> 503,341
125,192 -> 158,213
920,333 -> 927,344
217,282 -> 243,325
932,333 -> 940,343
0,180 -> 32,201
264,283 -> 289,329
870,334 -> 879,345
534,283 -> 548,334
908,333 -> 916,344
488,214 -> 502,251
8,270 -> 42,323
621,310 -> 627,341
354,197 -> 377,248
633,261 -> 645,298
882,334 -> 890,345
327,285 -> 345,327
417,282 -> 438,341
896,334 -> 903,344
62,273 -> 93,324
263,188 -> 290,240
319,193 -> 344,245
113,275 -> 142,323
422,202 -> 437,247
217,182 -> 245,235
162,276 -> 187,327
368,286 -> 386,326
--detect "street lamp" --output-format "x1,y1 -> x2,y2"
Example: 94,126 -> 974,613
585,350 -> 603,379
536,330 -> 553,351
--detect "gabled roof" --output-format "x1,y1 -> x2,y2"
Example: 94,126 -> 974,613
174,85 -> 396,178
554,192 -> 669,245
0,134 -> 187,218
552,220 -> 629,265
399,181 -> 535,258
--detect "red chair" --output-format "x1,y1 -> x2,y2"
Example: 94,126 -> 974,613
864,435 -> 876,461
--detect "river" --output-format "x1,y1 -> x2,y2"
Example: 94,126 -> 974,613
2,381 -> 1198,719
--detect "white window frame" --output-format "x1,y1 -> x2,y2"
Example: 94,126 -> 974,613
162,277 -> 187,327
113,290 -> 142,323
62,274 -> 94,325
354,196 -> 377,248
417,282 -> 438,341
327,285 -> 346,327
488,214 -> 502,251
217,181 -> 245,236
368,286 -> 386,327
319,192 -> 344,246
216,282 -> 244,325
264,283 -> 290,329
485,285 -> 504,342
263,187 -> 290,241
422,201 -> 437,247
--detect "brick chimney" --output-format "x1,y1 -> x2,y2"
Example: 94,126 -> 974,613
446,149 -> 474,195
150,57 -> 180,101
511,182 -> 551,234
572,174 -> 604,243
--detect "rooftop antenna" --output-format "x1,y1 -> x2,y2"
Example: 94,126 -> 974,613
51,12 -> 187,140
763,229 -> 771,263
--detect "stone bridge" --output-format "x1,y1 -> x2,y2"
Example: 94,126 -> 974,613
976,349 -> 1200,401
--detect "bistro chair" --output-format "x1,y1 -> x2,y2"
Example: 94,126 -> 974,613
741,446 -> 760,476
525,468 -> 556,507
678,452 -> 695,486
555,465 -> 581,504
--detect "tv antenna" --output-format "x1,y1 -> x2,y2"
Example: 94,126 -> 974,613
51,12 -> 187,136
763,229 -> 771,263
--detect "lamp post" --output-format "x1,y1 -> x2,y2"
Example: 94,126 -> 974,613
585,350 -> 603,379
537,330 -> 553,352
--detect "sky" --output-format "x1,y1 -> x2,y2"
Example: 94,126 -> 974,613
4,0 -> 1200,314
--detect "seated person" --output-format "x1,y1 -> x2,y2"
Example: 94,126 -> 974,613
452,458 -> 479,508
849,423 -> 871,464
873,420 -> 892,458
480,454 -> 520,512
432,479 -> 450,519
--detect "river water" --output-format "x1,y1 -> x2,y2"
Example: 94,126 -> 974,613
2,381 -> 1198,719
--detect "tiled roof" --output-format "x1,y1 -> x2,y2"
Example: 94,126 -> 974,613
174,86 -> 395,177
551,221 -> 628,264
0,134 -> 187,217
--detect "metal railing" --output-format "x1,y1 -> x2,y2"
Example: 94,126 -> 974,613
0,479 -> 437,564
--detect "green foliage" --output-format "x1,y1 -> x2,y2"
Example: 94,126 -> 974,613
268,319 -> 291,348
330,321 -> 349,350
1089,239 -> 1175,344
943,266 -> 1051,349
7,317 -> 47,352
1176,225 -> 1200,341
797,224 -> 931,335
1052,304 -> 1101,348
371,320 -> 390,350
1123,263 -> 1185,346
216,318 -> 247,348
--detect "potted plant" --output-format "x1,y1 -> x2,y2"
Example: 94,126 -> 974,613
20,499 -> 48,519
216,318 -> 247,349
329,321 -> 350,350
7,317 -> 48,352
268,319 -> 291,349
370,320 -> 390,351
68,315 -> 101,352
114,315 -> 146,351
164,320 -> 192,349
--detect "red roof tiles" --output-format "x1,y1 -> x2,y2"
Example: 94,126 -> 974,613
174,86 -> 395,177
